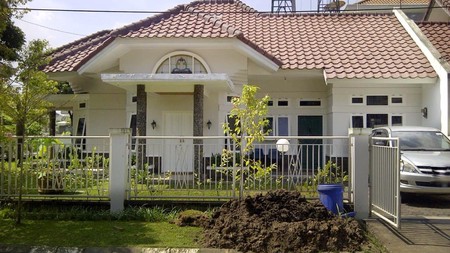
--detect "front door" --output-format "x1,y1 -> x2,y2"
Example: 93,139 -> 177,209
163,112 -> 193,172
298,116 -> 323,170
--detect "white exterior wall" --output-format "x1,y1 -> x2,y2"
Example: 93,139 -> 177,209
329,82 -> 425,136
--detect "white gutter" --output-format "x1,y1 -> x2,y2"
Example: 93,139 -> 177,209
394,9 -> 449,135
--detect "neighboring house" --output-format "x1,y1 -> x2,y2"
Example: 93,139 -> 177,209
423,0 -> 450,21
345,0 -> 430,21
44,0 -> 442,172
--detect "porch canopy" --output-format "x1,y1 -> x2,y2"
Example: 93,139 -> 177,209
101,73 -> 235,93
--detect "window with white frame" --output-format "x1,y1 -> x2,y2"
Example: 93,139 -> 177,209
392,115 -> 403,126
277,99 -> 289,107
391,97 -> 403,104
351,115 -> 364,128
351,96 -> 364,104
265,116 -> 289,136
155,54 -> 208,74
299,99 -> 321,107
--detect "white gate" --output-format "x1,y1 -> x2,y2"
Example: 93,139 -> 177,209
369,137 -> 401,229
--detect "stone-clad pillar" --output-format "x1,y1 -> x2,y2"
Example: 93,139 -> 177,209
136,84 -> 147,169
193,85 -> 204,176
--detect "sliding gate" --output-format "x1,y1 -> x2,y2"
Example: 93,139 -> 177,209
369,137 -> 401,229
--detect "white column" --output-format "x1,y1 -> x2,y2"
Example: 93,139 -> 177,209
349,128 -> 371,219
109,128 -> 130,213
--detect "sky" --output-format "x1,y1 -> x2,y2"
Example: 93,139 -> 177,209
14,0 -> 358,49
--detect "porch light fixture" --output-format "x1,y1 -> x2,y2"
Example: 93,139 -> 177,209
421,107 -> 428,118
151,120 -> 157,129
207,120 -> 212,130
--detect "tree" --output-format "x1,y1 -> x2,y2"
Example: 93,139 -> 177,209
0,39 -> 58,224
0,0 -> 30,61
223,85 -> 273,198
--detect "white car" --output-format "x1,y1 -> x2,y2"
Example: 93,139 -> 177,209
371,126 -> 450,194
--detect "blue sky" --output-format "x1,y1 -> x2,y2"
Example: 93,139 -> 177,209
14,0 -> 358,49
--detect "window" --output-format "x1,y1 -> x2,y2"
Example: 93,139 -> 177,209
75,118 -> 86,150
392,116 -> 403,126
79,103 -> 86,108
264,117 -> 274,136
352,97 -> 363,104
300,99 -> 321,107
278,117 -> 289,136
265,116 -> 289,136
367,96 -> 388,105
391,97 -> 403,104
277,99 -> 289,107
267,100 -> 274,107
132,96 -> 137,103
155,53 -> 208,74
367,114 -> 388,128
351,115 -> 364,128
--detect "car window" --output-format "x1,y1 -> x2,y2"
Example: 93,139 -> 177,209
392,131 -> 450,150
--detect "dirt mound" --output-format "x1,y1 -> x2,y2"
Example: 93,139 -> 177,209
202,190 -> 366,253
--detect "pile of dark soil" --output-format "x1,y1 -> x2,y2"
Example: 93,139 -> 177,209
202,190 -> 367,253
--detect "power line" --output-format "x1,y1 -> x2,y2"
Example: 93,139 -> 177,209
17,19 -> 87,37
12,6 -> 449,14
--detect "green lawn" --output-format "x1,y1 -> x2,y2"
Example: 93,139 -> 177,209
0,220 -> 202,248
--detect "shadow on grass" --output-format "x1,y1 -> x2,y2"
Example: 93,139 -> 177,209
0,220 -> 201,248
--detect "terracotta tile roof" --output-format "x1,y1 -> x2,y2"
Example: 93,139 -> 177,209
416,22 -> 450,62
45,0 -> 436,79
356,0 -> 429,5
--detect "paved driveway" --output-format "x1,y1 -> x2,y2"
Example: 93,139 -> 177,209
401,193 -> 450,217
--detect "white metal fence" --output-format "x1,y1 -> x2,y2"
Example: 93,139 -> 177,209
128,135 -> 351,200
369,136 -> 401,229
0,136 -> 110,200
1,134 -> 352,202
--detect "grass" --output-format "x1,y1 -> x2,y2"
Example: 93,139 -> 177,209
0,219 -> 202,248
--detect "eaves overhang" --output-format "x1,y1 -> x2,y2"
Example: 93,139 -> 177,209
101,73 -> 235,93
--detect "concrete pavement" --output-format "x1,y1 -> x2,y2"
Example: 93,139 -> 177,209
366,218 -> 450,253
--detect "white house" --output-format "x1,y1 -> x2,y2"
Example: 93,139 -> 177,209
45,0 -> 443,171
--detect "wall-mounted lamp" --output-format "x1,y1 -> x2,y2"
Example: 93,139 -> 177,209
421,107 -> 428,119
206,120 -> 212,130
151,120 -> 157,129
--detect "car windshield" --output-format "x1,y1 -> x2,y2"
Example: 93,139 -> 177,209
392,131 -> 450,151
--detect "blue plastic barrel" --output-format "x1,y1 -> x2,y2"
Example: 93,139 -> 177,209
317,184 -> 344,214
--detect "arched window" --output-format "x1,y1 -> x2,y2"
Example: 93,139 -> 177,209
154,52 -> 210,74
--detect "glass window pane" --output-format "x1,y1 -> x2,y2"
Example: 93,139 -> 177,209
265,117 -> 274,136
278,117 -> 289,136
352,116 -> 364,128
367,114 -> 388,128
367,96 -> 388,105
391,97 -> 403,104
392,116 -> 402,126
352,97 -> 363,104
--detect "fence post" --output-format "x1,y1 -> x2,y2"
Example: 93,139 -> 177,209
109,128 -> 130,213
349,128 -> 371,219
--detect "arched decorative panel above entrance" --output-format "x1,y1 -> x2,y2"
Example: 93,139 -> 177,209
153,51 -> 211,74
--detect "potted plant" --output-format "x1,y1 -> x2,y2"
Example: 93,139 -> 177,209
315,161 -> 348,214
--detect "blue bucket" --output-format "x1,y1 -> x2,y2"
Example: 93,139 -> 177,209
317,184 -> 344,214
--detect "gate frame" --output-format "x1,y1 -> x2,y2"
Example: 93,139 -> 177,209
369,136 -> 401,229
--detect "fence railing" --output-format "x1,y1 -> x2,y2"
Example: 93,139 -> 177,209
128,136 -> 351,201
0,136 -> 110,200
1,135 -> 351,202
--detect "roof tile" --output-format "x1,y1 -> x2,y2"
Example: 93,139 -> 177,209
45,0 -> 437,80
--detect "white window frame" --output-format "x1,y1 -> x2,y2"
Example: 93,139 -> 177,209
351,96 -> 364,105
266,115 -> 290,136
276,98 -> 289,107
299,98 -> 322,107
390,96 -> 404,105
350,114 -> 365,128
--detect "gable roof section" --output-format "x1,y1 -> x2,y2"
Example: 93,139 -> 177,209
416,22 -> 450,63
356,0 -> 429,5
45,0 -> 436,79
